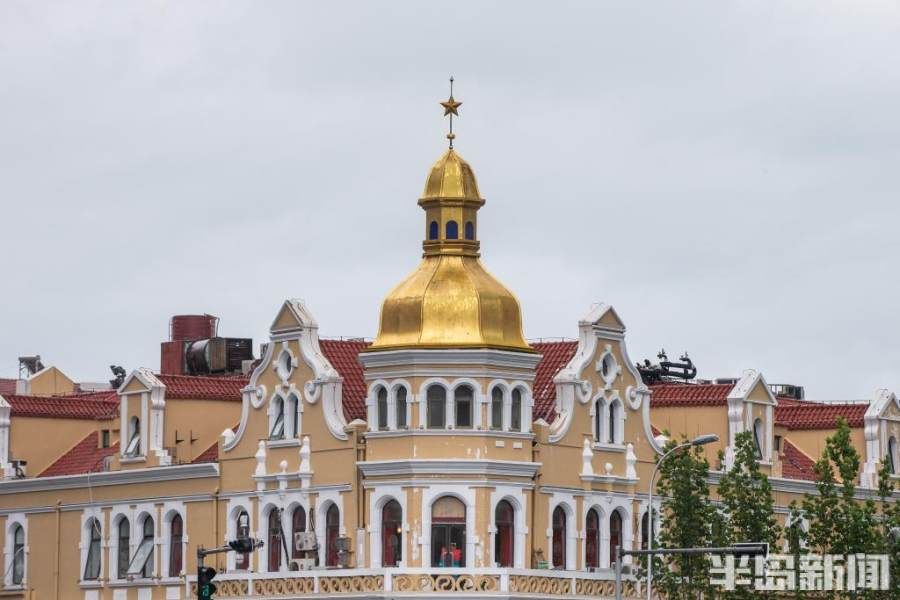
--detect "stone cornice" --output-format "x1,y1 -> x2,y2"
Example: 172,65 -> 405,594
357,348 -> 542,371
0,463 -> 218,494
357,459 -> 540,479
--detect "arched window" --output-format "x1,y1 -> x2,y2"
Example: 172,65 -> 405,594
291,506 -> 306,561
267,509 -> 282,572
454,385 -> 474,429
125,416 -> 141,457
287,394 -> 299,438
431,496 -> 466,567
325,504 -> 340,568
753,418 -> 764,459
117,518 -> 130,579
494,500 -> 514,568
427,386 -> 446,429
641,512 -> 650,550
511,389 -> 523,432
376,387 -> 388,431
464,221 -> 475,240
552,506 -> 566,569
396,387 -> 408,429
84,519 -> 102,581
235,511 -> 250,570
168,515 -> 183,577
594,399 -> 603,442
381,500 -> 402,567
490,388 -> 503,430
11,524 -> 24,585
608,401 -> 621,444
609,511 -> 623,568
270,397 -> 285,440
889,437 -> 898,474
445,220 -> 458,240
429,221 -> 439,240
585,508 -> 600,570
137,516 -> 154,578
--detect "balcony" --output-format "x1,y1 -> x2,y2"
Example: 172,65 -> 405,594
190,567 -> 650,599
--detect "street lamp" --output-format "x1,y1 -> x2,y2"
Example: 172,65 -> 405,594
646,433 -> 719,600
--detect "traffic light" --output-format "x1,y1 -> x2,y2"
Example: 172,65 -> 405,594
228,538 -> 257,554
197,565 -> 217,600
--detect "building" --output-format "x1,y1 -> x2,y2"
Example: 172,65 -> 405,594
0,102 -> 898,600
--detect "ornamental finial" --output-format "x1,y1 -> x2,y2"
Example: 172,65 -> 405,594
440,76 -> 462,149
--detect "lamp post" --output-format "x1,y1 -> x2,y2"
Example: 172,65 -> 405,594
645,433 -> 718,600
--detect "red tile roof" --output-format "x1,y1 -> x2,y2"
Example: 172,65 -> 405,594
39,431 -> 119,477
0,378 -> 16,397
649,382 -> 733,407
319,339 -> 372,421
157,374 -> 248,401
531,341 -> 579,422
781,439 -> 817,481
5,391 -> 119,420
775,402 -> 867,430
192,441 -> 219,464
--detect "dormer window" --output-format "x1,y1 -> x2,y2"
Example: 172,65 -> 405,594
753,418 -> 764,460
124,417 -> 141,457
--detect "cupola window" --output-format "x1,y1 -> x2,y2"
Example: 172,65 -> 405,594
464,221 -> 475,240
429,221 -> 439,240
426,386 -> 446,429
445,220 -> 458,240
454,385 -> 474,429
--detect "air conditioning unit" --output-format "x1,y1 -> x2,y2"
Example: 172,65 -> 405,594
290,558 -> 317,571
295,532 -> 318,552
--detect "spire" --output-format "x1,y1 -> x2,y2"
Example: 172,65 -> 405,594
440,76 -> 462,149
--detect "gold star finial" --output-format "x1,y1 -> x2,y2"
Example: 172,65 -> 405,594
440,76 -> 462,149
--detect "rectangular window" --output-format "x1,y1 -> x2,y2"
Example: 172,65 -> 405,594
101,430 -> 110,448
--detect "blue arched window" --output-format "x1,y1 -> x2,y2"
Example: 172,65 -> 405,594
445,221 -> 458,240
429,221 -> 439,240
464,221 -> 474,240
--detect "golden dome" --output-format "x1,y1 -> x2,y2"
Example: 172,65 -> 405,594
423,149 -> 481,200
368,149 -> 532,352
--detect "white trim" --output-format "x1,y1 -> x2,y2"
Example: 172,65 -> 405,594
357,459 -> 540,479
358,349 -> 542,371
488,487 -> 527,568
547,494 -> 577,570
79,509 -> 105,585
0,463 -> 218,494
159,503 -> 187,579
369,487 -> 407,568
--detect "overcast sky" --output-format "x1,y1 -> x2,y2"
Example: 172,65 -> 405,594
1,2 -> 898,400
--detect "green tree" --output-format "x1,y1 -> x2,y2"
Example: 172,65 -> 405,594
874,459 -> 900,599
716,430 -> 781,599
654,436 -> 724,600
800,418 -> 882,599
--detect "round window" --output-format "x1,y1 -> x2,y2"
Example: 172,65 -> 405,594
600,353 -> 617,383
276,350 -> 293,380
